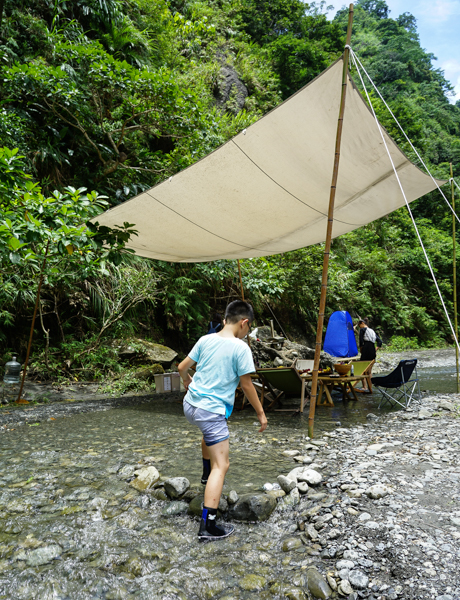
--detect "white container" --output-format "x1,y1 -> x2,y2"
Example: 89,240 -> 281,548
154,372 -> 181,393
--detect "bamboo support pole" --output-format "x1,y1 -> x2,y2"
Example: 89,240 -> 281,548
237,259 -> 245,301
307,4 -> 354,437
451,163 -> 459,393
237,259 -> 251,348
16,240 -> 50,403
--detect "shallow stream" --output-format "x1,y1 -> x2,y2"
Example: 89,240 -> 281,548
0,390 -> 395,600
0,348 -> 455,599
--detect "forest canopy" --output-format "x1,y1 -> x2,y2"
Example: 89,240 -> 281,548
1,0 -> 460,378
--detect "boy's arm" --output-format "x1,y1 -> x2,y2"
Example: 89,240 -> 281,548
178,356 -> 196,391
239,374 -> 268,432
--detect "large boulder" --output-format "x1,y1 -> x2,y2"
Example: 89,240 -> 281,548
112,339 -> 177,368
228,493 -> 276,522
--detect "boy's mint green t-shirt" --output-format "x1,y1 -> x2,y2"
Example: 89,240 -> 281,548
184,334 -> 255,419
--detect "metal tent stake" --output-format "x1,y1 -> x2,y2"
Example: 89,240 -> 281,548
307,4 -> 354,437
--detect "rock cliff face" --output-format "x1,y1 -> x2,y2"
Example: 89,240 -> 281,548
214,53 -> 248,113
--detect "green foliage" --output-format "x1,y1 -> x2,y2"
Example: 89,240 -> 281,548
1,0 -> 460,378
28,336 -> 122,381
99,369 -> 153,395
385,335 -> 420,352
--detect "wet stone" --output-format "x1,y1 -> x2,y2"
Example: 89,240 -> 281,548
187,494 -> 204,517
162,501 -> 189,516
239,574 -> 266,591
229,493 -> 276,522
278,475 -> 296,493
306,567 -> 332,599
164,477 -> 190,499
282,537 -> 302,551
227,490 -> 239,504
129,466 -> 160,491
26,544 -> 62,567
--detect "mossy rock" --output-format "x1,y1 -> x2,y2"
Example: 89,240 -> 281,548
134,364 -> 165,380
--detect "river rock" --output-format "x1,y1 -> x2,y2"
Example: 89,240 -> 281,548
297,481 -> 309,494
129,466 -> 160,491
306,566 -> 332,599
164,477 -> 190,499
365,484 -> 390,499
304,524 -> 319,541
228,493 -> 276,522
282,537 -> 302,551
298,469 -> 322,486
336,560 -> 355,570
227,490 -> 239,504
162,501 -> 189,516
134,364 -> 165,380
26,544 -> 62,567
239,574 -> 266,591
266,489 -> 286,500
278,474 -> 296,493
326,573 -> 337,591
118,465 -> 135,479
278,487 -> 300,510
438,399 -> 454,411
338,580 -> 353,595
219,496 -> 228,512
187,494 -> 204,517
348,569 -> 369,590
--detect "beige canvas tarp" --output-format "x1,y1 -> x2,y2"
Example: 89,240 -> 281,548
94,57 -> 444,262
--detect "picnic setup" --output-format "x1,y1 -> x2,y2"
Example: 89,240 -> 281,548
93,3 -> 456,435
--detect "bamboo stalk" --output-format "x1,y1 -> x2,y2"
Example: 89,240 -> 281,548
237,259 -> 245,301
451,163 -> 459,393
237,259 -> 251,347
16,240 -> 50,403
307,4 -> 354,437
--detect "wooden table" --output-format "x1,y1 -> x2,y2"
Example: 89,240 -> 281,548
300,374 -> 367,407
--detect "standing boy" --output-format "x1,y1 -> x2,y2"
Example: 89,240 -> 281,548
178,300 -> 267,541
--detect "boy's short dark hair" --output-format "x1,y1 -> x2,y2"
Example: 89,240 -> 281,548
225,300 -> 254,325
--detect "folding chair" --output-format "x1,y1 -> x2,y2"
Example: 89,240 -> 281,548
371,359 -> 421,409
256,367 -> 308,412
351,360 -> 375,393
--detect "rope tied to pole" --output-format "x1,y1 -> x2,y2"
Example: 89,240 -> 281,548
350,49 -> 460,357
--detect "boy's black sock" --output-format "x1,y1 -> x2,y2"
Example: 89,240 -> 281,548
201,458 -> 211,484
198,506 -> 234,539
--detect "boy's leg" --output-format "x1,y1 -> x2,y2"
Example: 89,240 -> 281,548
204,439 -> 229,508
199,439 -> 234,540
201,437 -> 211,485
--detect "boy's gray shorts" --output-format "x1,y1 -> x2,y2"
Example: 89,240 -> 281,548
183,400 -> 229,447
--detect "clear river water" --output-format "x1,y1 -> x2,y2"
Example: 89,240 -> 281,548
0,348 -> 455,599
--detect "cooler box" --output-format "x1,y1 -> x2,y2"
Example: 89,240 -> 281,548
154,372 -> 181,393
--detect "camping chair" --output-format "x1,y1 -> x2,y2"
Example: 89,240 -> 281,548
371,359 -> 421,409
351,360 -> 375,393
256,367 -> 308,412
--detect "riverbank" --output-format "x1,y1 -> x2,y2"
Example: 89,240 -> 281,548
0,386 -> 458,599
